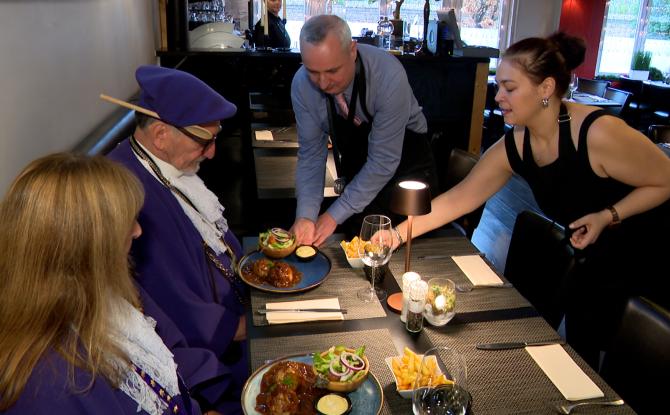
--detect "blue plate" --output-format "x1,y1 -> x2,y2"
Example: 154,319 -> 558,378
241,353 -> 383,415
237,250 -> 331,293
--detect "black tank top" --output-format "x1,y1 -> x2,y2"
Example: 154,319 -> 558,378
505,106 -> 631,227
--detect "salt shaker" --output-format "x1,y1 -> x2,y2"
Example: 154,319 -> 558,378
400,271 -> 421,323
406,279 -> 428,333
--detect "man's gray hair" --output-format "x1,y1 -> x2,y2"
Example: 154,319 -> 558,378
300,15 -> 352,53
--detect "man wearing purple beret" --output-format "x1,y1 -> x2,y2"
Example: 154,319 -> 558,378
108,65 -> 246,415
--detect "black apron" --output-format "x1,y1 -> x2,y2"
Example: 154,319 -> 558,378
326,51 -> 437,235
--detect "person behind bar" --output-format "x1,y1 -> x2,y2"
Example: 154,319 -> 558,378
291,14 -> 437,246
0,153 -> 201,414
253,0 -> 290,48
391,32 -> 670,369
107,65 -> 247,415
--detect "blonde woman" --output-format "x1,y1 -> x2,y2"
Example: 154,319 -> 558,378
0,153 -> 201,414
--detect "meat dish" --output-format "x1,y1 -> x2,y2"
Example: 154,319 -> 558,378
242,258 -> 302,288
255,361 -> 327,415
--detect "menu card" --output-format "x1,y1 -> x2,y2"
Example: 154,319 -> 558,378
452,255 -> 504,286
265,297 -> 344,325
526,344 -> 604,401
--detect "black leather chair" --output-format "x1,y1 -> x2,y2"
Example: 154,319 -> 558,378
600,297 -> 670,415
603,87 -> 632,117
647,124 -> 670,143
504,210 -> 574,329
577,78 -> 610,97
440,148 -> 485,239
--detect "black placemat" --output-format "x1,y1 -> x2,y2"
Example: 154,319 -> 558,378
389,238 -> 532,313
249,328 -> 412,414
250,243 -> 387,326
423,317 -> 635,415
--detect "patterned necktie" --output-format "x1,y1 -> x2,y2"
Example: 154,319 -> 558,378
334,93 -> 362,126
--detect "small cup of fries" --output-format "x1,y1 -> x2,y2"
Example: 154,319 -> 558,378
340,237 -> 364,268
385,347 -> 453,398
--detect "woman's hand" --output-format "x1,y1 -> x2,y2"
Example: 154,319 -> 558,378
568,210 -> 611,249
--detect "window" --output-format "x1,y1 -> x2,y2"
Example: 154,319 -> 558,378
272,0 -> 506,55
597,0 -> 670,76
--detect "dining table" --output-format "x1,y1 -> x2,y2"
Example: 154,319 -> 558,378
569,93 -> 621,107
240,235 -> 636,414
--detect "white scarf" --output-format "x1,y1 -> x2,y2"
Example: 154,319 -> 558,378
134,140 -> 229,255
107,299 -> 181,415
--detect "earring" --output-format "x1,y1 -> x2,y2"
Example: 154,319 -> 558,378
542,97 -> 549,108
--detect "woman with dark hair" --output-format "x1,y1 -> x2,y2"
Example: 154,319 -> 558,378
391,32 -> 670,369
0,153 -> 201,414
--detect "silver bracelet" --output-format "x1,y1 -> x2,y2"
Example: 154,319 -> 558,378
393,226 -> 404,246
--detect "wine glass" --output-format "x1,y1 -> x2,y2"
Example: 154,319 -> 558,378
357,214 -> 392,302
569,73 -> 579,100
412,346 -> 471,415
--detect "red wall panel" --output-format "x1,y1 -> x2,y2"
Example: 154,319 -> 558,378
558,0 -> 607,78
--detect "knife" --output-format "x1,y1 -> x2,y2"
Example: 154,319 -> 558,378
257,308 -> 346,314
417,253 -> 486,260
476,340 -> 565,350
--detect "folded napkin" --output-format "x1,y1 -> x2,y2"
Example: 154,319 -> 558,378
255,130 -> 274,141
265,298 -> 344,325
452,255 -> 504,286
526,344 -> 604,401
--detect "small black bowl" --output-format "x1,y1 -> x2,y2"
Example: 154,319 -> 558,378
315,393 -> 352,415
295,245 -> 318,262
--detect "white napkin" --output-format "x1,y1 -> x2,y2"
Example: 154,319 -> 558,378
526,344 -> 604,401
255,130 -> 274,141
452,255 -> 504,286
265,298 -> 344,325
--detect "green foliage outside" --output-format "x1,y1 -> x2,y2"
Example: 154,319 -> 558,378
649,67 -> 664,80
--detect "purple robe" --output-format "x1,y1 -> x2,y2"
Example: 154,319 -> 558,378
109,140 -> 248,414
6,350 -> 200,414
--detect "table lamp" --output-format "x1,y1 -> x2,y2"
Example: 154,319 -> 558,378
391,180 -> 432,272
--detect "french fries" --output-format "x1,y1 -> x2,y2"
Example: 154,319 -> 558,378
391,347 -> 453,391
340,237 -> 362,259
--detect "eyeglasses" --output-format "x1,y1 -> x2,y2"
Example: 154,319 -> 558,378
176,124 -> 222,149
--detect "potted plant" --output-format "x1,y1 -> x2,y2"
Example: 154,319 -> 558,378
630,51 -> 652,80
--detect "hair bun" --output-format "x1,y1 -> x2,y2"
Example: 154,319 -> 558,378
548,32 -> 586,71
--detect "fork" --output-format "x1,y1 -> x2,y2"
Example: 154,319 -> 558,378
556,399 -> 624,414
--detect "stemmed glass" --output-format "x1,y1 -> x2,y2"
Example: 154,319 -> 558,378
357,214 -> 392,302
569,73 -> 579,100
412,346 -> 471,415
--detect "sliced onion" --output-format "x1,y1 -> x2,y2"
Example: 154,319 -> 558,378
329,359 -> 351,378
340,352 -> 366,371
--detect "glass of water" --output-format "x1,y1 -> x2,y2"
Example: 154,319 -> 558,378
412,346 -> 471,415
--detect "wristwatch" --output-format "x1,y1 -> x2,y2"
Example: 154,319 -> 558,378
607,205 -> 621,227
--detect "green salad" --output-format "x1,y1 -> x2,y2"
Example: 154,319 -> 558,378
259,228 -> 295,249
313,345 -> 367,383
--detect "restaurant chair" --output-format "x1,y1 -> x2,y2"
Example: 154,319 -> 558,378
647,124 -> 670,144
577,78 -> 610,97
599,297 -> 670,415
504,210 -> 574,329
643,83 -> 670,125
603,87 -> 632,118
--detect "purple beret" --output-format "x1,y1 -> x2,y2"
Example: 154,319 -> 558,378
135,65 -> 236,127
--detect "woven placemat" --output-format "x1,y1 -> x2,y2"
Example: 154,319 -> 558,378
250,244 -> 386,326
250,328 -> 412,414
388,238 -> 531,313
423,317 -> 634,415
